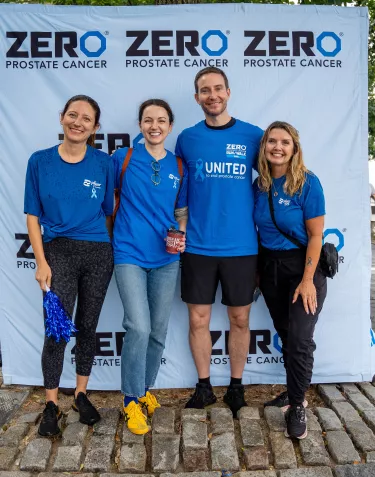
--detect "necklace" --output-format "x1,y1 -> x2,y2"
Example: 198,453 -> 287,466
272,180 -> 283,197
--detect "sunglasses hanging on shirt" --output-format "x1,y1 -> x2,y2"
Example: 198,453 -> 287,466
151,160 -> 161,186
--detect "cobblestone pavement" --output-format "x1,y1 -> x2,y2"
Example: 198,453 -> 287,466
1,384 -> 375,476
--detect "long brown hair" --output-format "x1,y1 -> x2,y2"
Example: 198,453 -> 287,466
258,121 -> 308,196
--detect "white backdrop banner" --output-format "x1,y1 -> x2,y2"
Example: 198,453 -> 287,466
0,4 -> 371,389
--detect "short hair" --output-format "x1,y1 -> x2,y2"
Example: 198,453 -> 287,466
194,67 -> 229,93
138,98 -> 174,124
61,95 -> 100,147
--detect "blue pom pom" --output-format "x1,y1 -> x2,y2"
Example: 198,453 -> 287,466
43,287 -> 77,343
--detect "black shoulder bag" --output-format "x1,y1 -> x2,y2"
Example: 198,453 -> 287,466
267,190 -> 338,279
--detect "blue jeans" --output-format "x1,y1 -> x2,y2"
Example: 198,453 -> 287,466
115,261 -> 179,397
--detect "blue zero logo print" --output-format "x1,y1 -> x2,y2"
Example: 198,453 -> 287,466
316,32 -> 341,57
201,30 -> 228,57
80,31 -> 106,57
323,228 -> 344,252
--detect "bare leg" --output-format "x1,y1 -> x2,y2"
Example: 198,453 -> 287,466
188,304 -> 212,378
228,305 -> 251,378
75,374 -> 89,398
45,388 -> 58,404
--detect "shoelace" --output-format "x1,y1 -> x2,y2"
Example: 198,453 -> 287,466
292,406 -> 305,423
127,404 -> 147,422
43,404 -> 57,420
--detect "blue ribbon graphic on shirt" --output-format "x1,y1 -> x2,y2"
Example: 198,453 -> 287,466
195,158 -> 205,182
91,187 -> 97,199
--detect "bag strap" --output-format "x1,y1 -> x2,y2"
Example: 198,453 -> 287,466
113,147 -> 133,221
267,189 -> 305,250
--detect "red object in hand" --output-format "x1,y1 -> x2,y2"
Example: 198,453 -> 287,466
166,227 -> 185,254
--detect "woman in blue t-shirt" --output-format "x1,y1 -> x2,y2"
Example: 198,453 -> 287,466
24,95 -> 114,437
113,99 -> 188,435
254,121 -> 327,441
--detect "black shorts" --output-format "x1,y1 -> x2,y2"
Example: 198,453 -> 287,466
181,252 -> 258,306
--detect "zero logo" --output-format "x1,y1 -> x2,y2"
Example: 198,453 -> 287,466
323,228 -> 344,252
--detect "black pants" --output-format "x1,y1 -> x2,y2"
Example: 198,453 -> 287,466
42,238 -> 113,389
259,247 -> 327,406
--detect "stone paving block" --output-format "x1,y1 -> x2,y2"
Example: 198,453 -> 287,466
119,443 -> 146,472
84,435 -> 115,472
39,473 -> 93,477
340,384 -> 360,395
182,421 -> 207,449
0,390 -> 30,428
152,408 -> 175,435
345,420 -> 375,452
0,424 -> 29,447
278,468 -> 333,477
161,473 -> 221,477
181,408 -> 207,423
65,409 -> 80,425
53,446 -> 82,471
333,463 -> 375,476
182,449 -> 209,471
122,424 -> 145,444
0,447 -> 18,470
358,382 -> 375,405
362,410 -> 375,433
151,434 -> 180,472
0,473 -> 32,477
299,431 -> 330,466
240,419 -> 264,447
242,447 -> 269,470
232,472 -> 277,477
366,450 -> 375,462
62,421 -> 88,446
325,430 -> 360,464
347,392 -> 374,412
93,408 -> 120,436
210,408 -> 234,435
237,407 -> 260,420
264,407 -> 286,432
331,402 -> 361,426
318,385 -> 345,405
102,474 -> 152,477
269,432 -> 297,469
306,409 -> 322,431
315,408 -> 343,431
16,412 -> 40,424
20,439 -> 52,471
210,432 -> 239,471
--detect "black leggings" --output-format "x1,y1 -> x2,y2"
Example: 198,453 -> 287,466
259,247 -> 327,406
42,238 -> 113,389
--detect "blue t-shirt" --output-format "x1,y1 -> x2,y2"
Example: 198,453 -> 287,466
24,145 -> 114,243
175,119 -> 263,256
253,172 -> 325,250
112,144 -> 188,268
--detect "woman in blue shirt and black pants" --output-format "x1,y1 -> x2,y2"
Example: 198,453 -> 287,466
24,95 -> 114,437
254,121 -> 327,440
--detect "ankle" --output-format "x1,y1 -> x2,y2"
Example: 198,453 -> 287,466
124,396 -> 138,408
198,377 -> 211,385
230,377 -> 242,386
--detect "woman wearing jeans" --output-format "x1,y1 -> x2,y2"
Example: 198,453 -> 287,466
112,99 -> 187,435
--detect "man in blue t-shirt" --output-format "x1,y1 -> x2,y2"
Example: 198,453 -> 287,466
175,67 -> 263,417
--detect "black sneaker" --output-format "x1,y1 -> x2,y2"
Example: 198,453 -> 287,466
264,391 -> 308,413
185,383 -> 217,409
72,392 -> 101,425
285,404 -> 307,439
223,384 -> 247,418
38,401 -> 62,437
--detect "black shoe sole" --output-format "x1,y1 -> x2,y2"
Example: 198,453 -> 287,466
72,403 -> 101,426
184,394 -> 217,409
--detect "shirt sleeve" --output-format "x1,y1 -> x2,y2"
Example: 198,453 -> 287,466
103,155 -> 115,216
24,154 -> 42,217
112,148 -> 129,190
251,126 -> 264,172
175,162 -> 188,209
175,134 -> 184,161
302,173 -> 326,220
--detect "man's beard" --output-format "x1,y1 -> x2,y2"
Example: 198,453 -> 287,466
201,101 -> 227,117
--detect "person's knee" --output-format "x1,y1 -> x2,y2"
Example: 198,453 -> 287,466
228,306 -> 250,329
188,305 -> 211,333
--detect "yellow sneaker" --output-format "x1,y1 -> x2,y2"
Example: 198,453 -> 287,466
138,391 -> 161,417
123,401 -> 150,435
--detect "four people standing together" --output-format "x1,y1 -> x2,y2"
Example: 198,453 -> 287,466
24,67 -> 327,441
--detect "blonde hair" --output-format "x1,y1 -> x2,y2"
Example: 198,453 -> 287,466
258,121 -> 308,196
